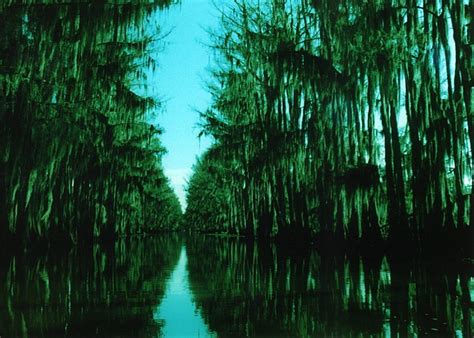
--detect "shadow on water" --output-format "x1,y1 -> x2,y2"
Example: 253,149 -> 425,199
0,235 -> 182,337
186,235 -> 473,337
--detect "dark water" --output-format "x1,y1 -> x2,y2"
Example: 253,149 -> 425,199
0,235 -> 472,337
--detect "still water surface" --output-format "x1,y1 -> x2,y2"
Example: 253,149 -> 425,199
0,235 -> 472,337
154,246 -> 215,337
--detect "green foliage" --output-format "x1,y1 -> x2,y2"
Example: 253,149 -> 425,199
0,1 -> 182,247
184,147 -> 230,233
187,0 -> 473,249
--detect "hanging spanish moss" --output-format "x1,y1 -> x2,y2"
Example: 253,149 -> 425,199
0,1 -> 182,249
1,1 -> 472,335
185,0 -> 473,254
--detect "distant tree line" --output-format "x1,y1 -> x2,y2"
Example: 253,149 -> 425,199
0,0 -> 182,249
185,0 -> 473,253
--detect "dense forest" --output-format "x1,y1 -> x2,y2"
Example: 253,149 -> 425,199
0,1 -> 472,336
185,0 -> 473,254
0,1 -> 182,250
1,0 -> 472,256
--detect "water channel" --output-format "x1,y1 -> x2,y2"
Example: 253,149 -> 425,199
0,235 -> 472,337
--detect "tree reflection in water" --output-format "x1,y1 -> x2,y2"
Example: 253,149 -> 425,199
0,236 -> 182,337
186,236 -> 472,337
0,235 -> 471,337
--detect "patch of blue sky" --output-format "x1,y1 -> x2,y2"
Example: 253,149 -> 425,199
145,1 -> 228,209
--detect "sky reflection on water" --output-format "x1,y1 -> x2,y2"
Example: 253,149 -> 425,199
154,246 -> 215,338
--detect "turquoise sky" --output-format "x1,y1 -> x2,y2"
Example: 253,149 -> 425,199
152,1 -> 225,209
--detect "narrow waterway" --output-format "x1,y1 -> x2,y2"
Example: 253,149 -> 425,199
154,246 -> 215,337
0,235 -> 472,337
